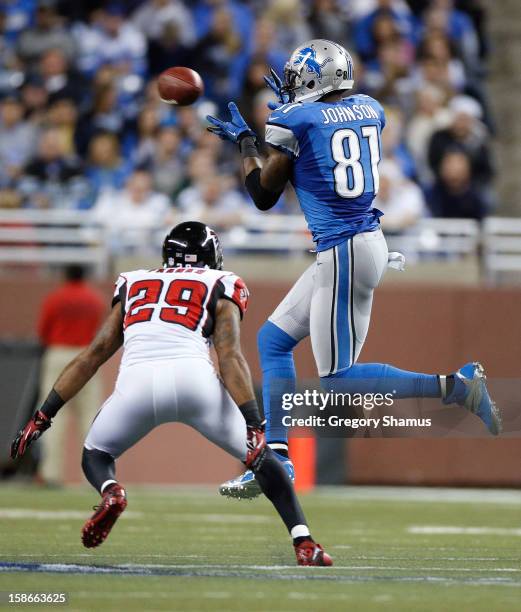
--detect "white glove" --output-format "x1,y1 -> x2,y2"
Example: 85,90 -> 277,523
387,251 -> 406,271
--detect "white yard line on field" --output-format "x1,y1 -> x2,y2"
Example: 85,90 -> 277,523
317,486 -> 521,505
0,509 -> 267,523
408,525 -> 521,536
0,509 -> 143,520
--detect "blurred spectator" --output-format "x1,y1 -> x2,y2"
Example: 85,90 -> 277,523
132,0 -> 195,46
416,30 -> 466,92
190,126 -> 236,176
238,18 -> 286,122
93,170 -> 171,252
140,126 -> 184,197
374,160 -> 426,231
1,0 -> 35,46
134,0 -> 195,74
19,75 -> 49,123
17,0 -> 75,62
184,148 -> 218,187
46,98 -> 78,156
265,0 -> 312,55
240,57 -> 274,127
75,80 -> 126,154
405,85 -> 451,186
177,174 -> 248,230
308,0 -> 352,48
38,48 -> 85,106
192,0 -> 254,49
428,95 -> 494,193
83,132 -> 132,209
354,0 -> 416,62
0,187 -> 23,209
37,264 -> 105,486
251,17 -> 286,75
0,95 -> 36,184
414,54 -> 455,99
381,106 -> 416,179
421,0 -> 480,78
193,6 -> 250,107
145,20 -> 192,75
132,105 -> 160,165
0,10 -> 24,97
74,4 -> 146,80
21,127 -> 85,208
176,105 -> 206,154
365,33 -> 415,108
426,150 -> 486,219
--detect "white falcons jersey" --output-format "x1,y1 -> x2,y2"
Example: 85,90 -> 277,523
112,267 -> 249,367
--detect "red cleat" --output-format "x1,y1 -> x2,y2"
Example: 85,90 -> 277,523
81,483 -> 127,548
294,540 -> 333,566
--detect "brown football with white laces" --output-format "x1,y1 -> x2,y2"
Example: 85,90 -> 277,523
157,67 -> 204,106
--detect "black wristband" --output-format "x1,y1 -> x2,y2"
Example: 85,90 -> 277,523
238,399 -> 263,428
40,389 -> 65,419
238,134 -> 259,160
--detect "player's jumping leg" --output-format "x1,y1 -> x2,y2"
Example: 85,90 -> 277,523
220,265 -> 315,499
313,230 -> 501,434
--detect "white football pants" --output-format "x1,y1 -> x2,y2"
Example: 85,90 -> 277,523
269,229 -> 389,377
84,358 -> 247,461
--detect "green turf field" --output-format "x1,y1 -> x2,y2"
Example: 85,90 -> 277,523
0,485 -> 520,611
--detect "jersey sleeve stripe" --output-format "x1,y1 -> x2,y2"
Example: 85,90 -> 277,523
265,124 -> 300,158
112,274 -> 128,309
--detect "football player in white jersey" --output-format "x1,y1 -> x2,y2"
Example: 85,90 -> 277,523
11,221 -> 332,567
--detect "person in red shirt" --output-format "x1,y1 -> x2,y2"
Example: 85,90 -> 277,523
37,265 -> 105,485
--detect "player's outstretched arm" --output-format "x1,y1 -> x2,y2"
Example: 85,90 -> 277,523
11,306 -> 123,459
213,299 -> 266,469
206,102 -> 291,211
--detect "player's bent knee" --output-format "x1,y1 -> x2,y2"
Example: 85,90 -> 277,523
258,321 -> 298,360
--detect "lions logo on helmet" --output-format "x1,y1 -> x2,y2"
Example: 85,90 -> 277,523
294,45 -> 333,79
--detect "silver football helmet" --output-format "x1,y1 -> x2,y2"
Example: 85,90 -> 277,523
282,39 -> 354,103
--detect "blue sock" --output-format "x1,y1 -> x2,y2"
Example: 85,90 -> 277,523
322,363 -> 440,398
257,321 -> 298,445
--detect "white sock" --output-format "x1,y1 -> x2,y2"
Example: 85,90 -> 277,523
439,375 -> 447,399
268,442 -> 288,453
291,524 -> 310,540
100,479 -> 117,493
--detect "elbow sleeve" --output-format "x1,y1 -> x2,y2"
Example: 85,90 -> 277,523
245,168 -> 282,211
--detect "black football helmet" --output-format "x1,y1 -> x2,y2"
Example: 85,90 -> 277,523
162,221 -> 223,270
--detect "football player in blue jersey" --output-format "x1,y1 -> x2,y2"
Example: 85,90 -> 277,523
207,39 -> 501,499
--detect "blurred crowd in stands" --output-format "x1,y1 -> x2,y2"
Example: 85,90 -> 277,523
0,0 -> 495,248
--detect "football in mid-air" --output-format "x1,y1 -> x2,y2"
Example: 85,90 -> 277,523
157,67 -> 204,106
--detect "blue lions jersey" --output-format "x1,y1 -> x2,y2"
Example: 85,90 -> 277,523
265,94 -> 385,251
